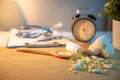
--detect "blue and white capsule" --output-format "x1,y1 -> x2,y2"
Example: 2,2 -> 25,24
92,69 -> 103,74
97,58 -> 105,62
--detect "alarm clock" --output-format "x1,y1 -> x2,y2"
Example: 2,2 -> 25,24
72,8 -> 97,42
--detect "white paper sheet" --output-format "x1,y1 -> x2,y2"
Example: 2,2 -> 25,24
7,28 -> 70,48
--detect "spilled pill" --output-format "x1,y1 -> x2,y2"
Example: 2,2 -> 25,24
58,51 -> 72,56
77,59 -> 83,65
97,58 -> 105,62
92,69 -> 103,74
85,57 -> 92,62
91,55 -> 98,60
73,64 -> 82,70
103,64 -> 112,70
88,69 -> 92,73
69,51 -> 114,74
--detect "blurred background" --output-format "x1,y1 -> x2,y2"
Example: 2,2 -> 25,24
0,0 -> 111,31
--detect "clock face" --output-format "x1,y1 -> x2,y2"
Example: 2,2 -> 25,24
72,18 -> 96,42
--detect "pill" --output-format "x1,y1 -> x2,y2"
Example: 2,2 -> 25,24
104,60 -> 109,64
88,69 -> 92,73
88,66 -> 93,69
65,52 -> 73,56
81,56 -> 86,61
58,51 -> 63,55
103,69 -> 108,72
91,64 -> 96,68
93,60 -> 98,64
92,69 -> 103,74
97,58 -> 105,62
69,67 -> 73,72
82,64 -> 87,68
85,57 -> 92,62
73,64 -> 82,70
103,64 -> 112,70
77,59 -> 83,65
91,55 -> 98,60
69,52 -> 113,74
58,51 -> 72,56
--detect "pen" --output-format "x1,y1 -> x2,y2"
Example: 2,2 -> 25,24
24,42 -> 66,48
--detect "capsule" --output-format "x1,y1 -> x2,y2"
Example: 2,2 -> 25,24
73,64 -> 82,70
82,64 -> 87,69
58,51 -> 63,55
103,64 -> 112,70
88,69 -> 92,73
85,57 -> 92,62
91,55 -> 98,60
97,58 -> 105,62
88,66 -> 94,70
104,60 -> 109,64
92,69 -> 103,74
77,59 -> 83,65
65,52 -> 72,56
81,56 -> 86,61
58,51 -> 72,56
69,67 -> 73,72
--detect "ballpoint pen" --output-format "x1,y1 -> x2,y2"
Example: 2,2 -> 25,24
24,42 -> 66,48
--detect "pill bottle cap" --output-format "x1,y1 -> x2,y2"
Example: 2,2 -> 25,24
75,45 -> 84,54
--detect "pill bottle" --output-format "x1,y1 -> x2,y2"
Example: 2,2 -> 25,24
101,44 -> 115,58
88,39 -> 105,55
66,41 -> 84,55
88,35 -> 112,56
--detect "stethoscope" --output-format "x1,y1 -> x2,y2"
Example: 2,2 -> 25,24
16,25 -> 53,38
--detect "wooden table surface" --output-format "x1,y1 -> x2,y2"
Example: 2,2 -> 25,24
0,42 -> 120,80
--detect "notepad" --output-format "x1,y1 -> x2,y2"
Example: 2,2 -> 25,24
7,28 -> 70,48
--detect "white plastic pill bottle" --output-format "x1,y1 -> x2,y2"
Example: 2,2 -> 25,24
66,41 -> 84,55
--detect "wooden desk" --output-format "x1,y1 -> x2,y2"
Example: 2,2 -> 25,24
0,42 -> 120,80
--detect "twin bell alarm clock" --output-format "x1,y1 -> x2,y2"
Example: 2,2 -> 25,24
72,8 -> 97,42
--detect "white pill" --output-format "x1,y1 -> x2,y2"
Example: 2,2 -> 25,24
103,64 -> 112,70
91,55 -> 98,60
58,51 -> 72,56
65,52 -> 73,56
58,51 -> 63,55
85,57 -> 92,62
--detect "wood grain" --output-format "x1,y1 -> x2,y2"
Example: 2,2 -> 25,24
0,42 -> 120,80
